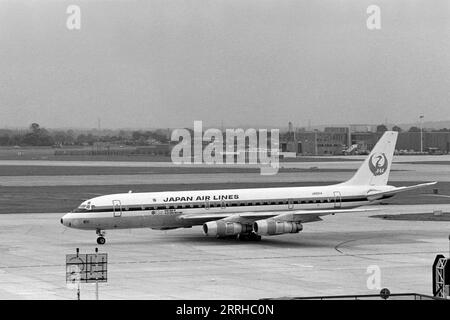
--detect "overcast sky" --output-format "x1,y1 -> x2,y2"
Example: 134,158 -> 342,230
0,0 -> 449,129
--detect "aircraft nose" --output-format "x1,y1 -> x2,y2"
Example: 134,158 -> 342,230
61,213 -> 72,227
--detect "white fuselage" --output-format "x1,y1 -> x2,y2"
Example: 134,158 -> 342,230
61,183 -> 395,231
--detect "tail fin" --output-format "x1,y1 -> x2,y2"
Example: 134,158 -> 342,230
343,131 -> 398,186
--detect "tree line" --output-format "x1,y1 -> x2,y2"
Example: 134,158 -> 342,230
0,123 -> 170,147
377,124 -> 450,133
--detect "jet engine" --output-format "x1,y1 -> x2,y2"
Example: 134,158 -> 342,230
202,221 -> 252,237
253,220 -> 303,236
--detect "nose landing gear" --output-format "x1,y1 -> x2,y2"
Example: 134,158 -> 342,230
96,229 -> 106,245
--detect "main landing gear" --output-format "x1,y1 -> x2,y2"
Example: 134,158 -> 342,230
238,232 -> 262,241
216,232 -> 261,241
96,229 -> 106,245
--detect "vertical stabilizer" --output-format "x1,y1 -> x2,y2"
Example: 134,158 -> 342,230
343,131 -> 398,186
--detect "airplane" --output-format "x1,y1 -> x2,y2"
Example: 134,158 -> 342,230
60,131 -> 436,244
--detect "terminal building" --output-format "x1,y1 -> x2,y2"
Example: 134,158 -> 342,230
397,132 -> 450,153
280,124 -> 450,156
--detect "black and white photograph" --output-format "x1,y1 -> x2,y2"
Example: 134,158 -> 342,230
0,0 -> 450,308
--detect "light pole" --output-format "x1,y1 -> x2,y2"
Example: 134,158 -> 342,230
419,115 -> 424,153
314,130 -> 318,156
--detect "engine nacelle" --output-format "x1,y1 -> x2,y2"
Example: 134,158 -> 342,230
202,221 -> 252,237
253,220 -> 303,236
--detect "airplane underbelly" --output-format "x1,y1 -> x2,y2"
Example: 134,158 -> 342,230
89,211 -> 185,230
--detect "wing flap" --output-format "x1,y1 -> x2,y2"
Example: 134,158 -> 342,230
178,207 -> 378,224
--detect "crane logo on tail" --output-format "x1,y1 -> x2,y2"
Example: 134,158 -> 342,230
369,153 -> 388,176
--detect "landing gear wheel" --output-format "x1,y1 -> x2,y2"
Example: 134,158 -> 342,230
238,234 -> 249,241
238,232 -> 261,241
249,233 -> 262,241
96,229 -> 106,245
217,235 -> 239,240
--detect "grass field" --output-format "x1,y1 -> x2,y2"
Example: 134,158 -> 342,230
0,165 -> 356,176
400,161 -> 450,165
371,212 -> 450,221
0,147 -> 173,162
0,146 -> 359,162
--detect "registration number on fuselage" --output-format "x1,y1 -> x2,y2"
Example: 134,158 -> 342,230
152,209 -> 179,215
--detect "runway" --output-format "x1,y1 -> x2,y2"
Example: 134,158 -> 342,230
0,204 -> 449,299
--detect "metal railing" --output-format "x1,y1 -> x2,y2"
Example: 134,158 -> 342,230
264,293 -> 442,300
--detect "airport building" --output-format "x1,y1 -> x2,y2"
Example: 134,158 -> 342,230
397,132 -> 450,153
280,125 -> 450,156
281,126 -> 352,155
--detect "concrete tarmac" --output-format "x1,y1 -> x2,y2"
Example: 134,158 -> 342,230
0,204 -> 449,299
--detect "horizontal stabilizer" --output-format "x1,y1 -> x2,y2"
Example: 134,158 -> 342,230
366,182 -> 437,201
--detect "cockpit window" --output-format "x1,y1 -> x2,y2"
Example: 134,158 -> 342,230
73,202 -> 92,213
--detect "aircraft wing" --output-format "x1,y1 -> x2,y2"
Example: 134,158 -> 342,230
366,182 -> 437,201
177,207 -> 378,225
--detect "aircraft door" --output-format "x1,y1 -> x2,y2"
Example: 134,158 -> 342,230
333,191 -> 342,208
288,199 -> 294,210
112,200 -> 122,217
